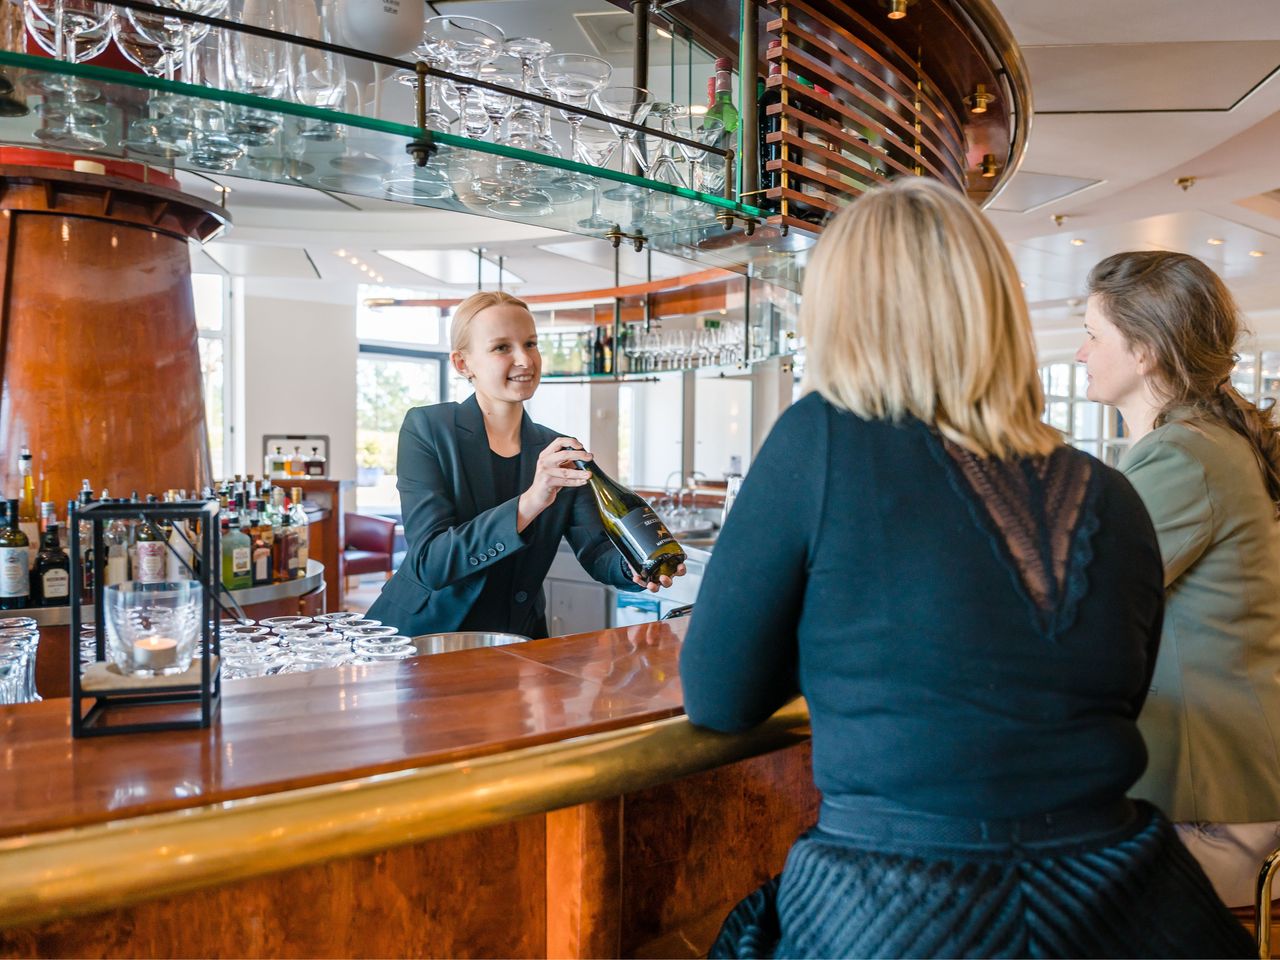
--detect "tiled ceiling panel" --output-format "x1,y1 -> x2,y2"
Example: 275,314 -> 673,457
1025,42 -> 1280,112
989,171 -> 1102,213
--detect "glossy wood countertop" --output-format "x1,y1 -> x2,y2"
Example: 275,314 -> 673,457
0,620 -> 688,840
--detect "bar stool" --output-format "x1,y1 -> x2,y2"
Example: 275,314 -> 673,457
1254,846 -> 1280,958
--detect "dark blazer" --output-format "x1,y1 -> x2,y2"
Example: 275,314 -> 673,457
366,395 -> 640,637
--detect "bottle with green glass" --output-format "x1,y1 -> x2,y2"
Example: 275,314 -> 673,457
0,499 -> 30,610
704,57 -> 740,134
221,513 -> 252,591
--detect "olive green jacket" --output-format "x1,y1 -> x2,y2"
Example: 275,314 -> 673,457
1121,410 -> 1280,823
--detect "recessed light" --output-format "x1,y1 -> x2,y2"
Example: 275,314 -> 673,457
1250,250 -> 1266,257
1070,238 -> 1085,246
336,248 -> 347,257
1207,237 -> 1224,245
348,256 -> 359,265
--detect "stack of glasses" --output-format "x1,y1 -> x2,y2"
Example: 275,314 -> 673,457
220,613 -> 416,679
0,618 -> 40,704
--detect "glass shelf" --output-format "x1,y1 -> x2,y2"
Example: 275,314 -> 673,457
0,50 -> 807,288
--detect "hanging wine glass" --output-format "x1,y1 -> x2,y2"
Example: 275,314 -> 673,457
185,27 -> 245,171
125,0 -> 223,151
394,29 -> 450,134
594,86 -> 653,203
575,125 -> 619,232
476,53 -> 519,142
673,113 -> 725,196
502,35 -> 552,135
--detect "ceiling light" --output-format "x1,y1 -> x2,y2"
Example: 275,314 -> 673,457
887,0 -> 909,18
359,264 -> 369,272
979,154 -> 998,178
348,256 -> 359,265
656,26 -> 672,39
336,248 -> 347,257
1250,250 -> 1266,257
1207,237 -> 1224,245
965,84 -> 995,115
1070,238 -> 1086,246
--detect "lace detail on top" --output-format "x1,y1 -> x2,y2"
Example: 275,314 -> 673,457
939,438 -> 1103,641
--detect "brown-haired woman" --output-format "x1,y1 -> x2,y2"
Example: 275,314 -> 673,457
1077,250 -> 1280,907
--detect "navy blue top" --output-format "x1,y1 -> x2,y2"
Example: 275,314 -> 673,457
679,393 -> 1165,820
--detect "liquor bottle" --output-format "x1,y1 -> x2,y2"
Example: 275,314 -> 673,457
248,499 -> 273,586
571,460 -> 686,583
305,447 -> 327,478
133,507 -> 167,584
265,445 -> 288,479
592,327 -> 606,375
289,486 -> 310,578
288,446 -> 306,478
272,502 -> 296,584
34,523 -> 70,607
221,513 -> 252,591
103,497 -> 130,587
0,499 -> 30,609
17,447 -> 38,569
705,57 -> 740,134
39,501 -> 57,541
75,485 -> 95,602
166,495 -> 194,581
757,40 -> 782,213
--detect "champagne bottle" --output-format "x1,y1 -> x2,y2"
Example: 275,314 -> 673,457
0,499 -> 30,609
572,460 -> 685,583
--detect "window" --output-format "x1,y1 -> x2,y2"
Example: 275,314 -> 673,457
356,286 -> 451,512
193,274 -> 232,479
1039,361 -> 1125,466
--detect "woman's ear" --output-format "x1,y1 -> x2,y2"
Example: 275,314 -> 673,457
451,350 -> 471,381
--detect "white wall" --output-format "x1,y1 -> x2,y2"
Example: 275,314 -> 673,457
237,288 -> 358,483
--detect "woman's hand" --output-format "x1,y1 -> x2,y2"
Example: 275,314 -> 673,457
518,437 -> 591,532
632,563 -> 688,593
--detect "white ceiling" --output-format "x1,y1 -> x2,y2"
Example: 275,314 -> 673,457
188,0 -> 1280,360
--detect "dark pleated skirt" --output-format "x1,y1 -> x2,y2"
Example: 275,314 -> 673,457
710,802 -> 1255,959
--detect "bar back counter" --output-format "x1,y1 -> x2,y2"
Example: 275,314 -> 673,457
0,620 -> 816,959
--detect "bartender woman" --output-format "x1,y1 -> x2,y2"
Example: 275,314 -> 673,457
366,290 -> 684,638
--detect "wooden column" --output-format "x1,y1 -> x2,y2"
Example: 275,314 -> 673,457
0,164 -> 229,508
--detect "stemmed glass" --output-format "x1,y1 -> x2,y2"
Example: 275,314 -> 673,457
185,28 -> 245,171
222,0 -> 290,147
595,86 -> 653,203
424,16 -> 504,137
675,114 -> 726,196
575,125 -> 619,231
24,0 -> 112,150
645,101 -> 689,188
289,0 -> 346,141
538,53 -> 612,172
503,36 -> 552,134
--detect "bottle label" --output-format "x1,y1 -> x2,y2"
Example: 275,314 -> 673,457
233,546 -> 251,576
616,507 -> 678,559
41,567 -> 69,599
136,542 -> 166,582
253,548 -> 270,583
106,553 -> 128,586
0,547 -> 29,597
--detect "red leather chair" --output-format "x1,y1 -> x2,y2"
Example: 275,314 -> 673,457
343,513 -> 397,588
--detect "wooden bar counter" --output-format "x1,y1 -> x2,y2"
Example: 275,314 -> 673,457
0,619 -> 817,959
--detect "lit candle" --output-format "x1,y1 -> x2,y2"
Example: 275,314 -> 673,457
134,636 -> 178,671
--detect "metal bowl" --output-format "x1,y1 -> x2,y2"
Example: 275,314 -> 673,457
412,631 -> 531,656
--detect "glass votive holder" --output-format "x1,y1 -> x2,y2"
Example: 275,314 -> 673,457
104,581 -> 203,677
1,617 -> 37,631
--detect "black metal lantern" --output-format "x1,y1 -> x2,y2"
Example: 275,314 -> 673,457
69,498 -> 221,737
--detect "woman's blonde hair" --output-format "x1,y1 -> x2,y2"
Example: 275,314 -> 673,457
449,290 -> 531,353
799,178 -> 1058,458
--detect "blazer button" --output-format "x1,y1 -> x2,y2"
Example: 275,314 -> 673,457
469,557 -> 479,566
479,553 -> 488,562
496,543 -> 505,553
515,590 -> 528,603
487,547 -> 498,558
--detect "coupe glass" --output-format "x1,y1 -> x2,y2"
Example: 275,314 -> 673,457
424,16 -> 504,136
538,53 -> 612,170
104,581 -> 203,677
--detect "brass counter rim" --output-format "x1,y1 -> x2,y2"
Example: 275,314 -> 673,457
0,698 -> 811,930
